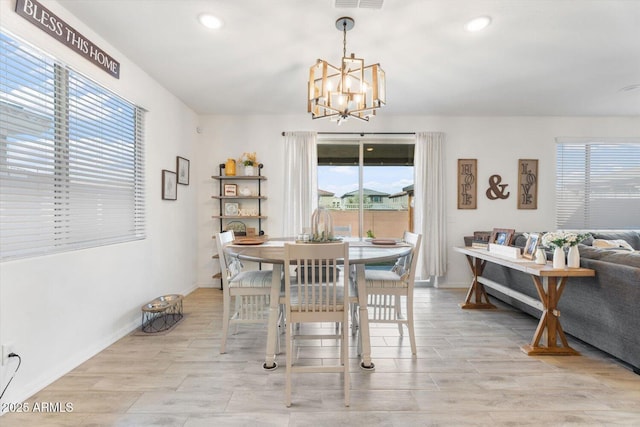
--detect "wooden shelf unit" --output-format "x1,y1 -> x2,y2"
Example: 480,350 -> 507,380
211,163 -> 267,288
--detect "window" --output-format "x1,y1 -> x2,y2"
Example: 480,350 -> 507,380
317,140 -> 414,239
0,30 -> 145,261
556,138 -> 640,230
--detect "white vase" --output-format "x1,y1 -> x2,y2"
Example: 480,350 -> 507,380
567,245 -> 580,268
244,165 -> 255,176
535,248 -> 547,265
552,246 -> 566,269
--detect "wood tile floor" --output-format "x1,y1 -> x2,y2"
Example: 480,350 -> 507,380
4,287 -> 639,426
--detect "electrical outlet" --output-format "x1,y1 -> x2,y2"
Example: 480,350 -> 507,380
1,343 -> 14,366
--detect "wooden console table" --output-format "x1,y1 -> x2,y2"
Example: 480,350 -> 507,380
454,246 -> 595,356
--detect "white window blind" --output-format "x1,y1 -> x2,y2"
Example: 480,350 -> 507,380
0,30 -> 145,261
556,138 -> 640,230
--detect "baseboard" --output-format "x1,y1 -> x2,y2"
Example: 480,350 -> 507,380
2,317 -> 140,410
2,282 -> 200,409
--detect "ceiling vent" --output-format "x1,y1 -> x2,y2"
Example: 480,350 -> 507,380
334,0 -> 384,9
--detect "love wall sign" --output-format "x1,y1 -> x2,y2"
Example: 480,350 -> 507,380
517,159 -> 538,209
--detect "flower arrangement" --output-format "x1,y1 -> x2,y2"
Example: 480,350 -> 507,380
238,152 -> 257,167
541,231 -> 590,249
565,232 -> 591,247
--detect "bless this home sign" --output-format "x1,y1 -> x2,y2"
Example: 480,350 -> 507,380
15,0 -> 120,78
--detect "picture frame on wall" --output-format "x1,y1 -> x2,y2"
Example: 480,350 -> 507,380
522,233 -> 540,259
457,158 -> 477,209
518,159 -> 538,209
162,170 -> 177,200
224,184 -> 237,196
489,228 -> 515,246
177,156 -> 190,185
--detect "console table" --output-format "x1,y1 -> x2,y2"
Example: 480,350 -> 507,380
453,246 -> 595,356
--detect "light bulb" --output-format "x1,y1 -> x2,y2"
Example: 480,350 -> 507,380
198,14 -> 223,29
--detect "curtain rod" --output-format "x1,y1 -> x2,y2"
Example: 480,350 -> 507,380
281,132 -> 415,136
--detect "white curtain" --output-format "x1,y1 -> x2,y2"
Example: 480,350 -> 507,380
414,132 -> 447,279
283,131 -> 318,237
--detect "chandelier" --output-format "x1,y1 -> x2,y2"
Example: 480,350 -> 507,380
308,17 -> 386,124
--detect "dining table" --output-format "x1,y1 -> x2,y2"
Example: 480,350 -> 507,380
225,237 -> 412,371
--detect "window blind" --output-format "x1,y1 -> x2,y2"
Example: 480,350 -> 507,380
0,30 -> 145,261
556,139 -> 640,230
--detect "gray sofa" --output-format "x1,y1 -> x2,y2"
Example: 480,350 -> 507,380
479,230 -> 640,374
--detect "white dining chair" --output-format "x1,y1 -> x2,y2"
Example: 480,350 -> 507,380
216,230 -> 276,354
282,241 -> 350,407
362,231 -> 422,355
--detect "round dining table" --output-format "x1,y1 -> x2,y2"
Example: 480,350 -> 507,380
225,237 -> 412,370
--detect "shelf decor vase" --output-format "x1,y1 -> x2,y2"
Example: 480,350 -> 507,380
552,246 -> 566,269
244,165 -> 255,176
225,158 -> 236,176
567,245 -> 580,268
534,248 -> 547,265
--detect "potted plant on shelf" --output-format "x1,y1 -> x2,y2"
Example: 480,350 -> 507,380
239,152 -> 258,176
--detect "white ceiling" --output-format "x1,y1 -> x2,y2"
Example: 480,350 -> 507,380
57,0 -> 640,116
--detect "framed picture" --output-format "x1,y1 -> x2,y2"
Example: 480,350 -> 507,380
518,159 -> 538,209
523,233 -> 540,259
177,156 -> 190,185
224,184 -> 237,196
224,202 -> 239,216
489,228 -> 515,246
162,170 -> 177,200
457,159 -> 477,209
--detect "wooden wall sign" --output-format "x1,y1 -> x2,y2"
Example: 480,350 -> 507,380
15,0 -> 120,78
518,159 -> 538,209
486,174 -> 510,200
457,159 -> 477,209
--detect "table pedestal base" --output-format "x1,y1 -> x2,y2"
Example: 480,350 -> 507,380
460,256 -> 497,310
521,344 -> 579,356
524,275 -> 580,356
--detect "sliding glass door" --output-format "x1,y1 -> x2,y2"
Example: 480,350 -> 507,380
317,140 -> 414,239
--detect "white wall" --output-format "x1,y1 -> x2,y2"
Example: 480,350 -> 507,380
0,1 -> 199,405
195,114 -> 639,289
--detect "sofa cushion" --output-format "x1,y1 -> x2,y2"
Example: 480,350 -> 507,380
584,231 -> 640,250
578,244 -> 640,268
592,239 -> 634,251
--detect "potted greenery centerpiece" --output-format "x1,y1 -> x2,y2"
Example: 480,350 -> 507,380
239,152 -> 257,176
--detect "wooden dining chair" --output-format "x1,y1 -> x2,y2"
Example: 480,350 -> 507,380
282,241 -> 350,407
216,230 -> 276,354
361,231 -> 422,355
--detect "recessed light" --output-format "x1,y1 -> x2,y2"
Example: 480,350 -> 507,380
366,147 -> 374,152
465,16 -> 492,32
198,13 -> 223,29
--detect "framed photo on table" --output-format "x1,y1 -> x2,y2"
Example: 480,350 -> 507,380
522,233 -> 540,259
177,156 -> 190,185
489,228 -> 515,246
224,184 -> 237,196
162,170 -> 177,200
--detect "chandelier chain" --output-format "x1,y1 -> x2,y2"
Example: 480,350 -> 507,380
342,20 -> 347,60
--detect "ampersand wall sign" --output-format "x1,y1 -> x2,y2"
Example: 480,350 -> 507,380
486,174 -> 510,200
